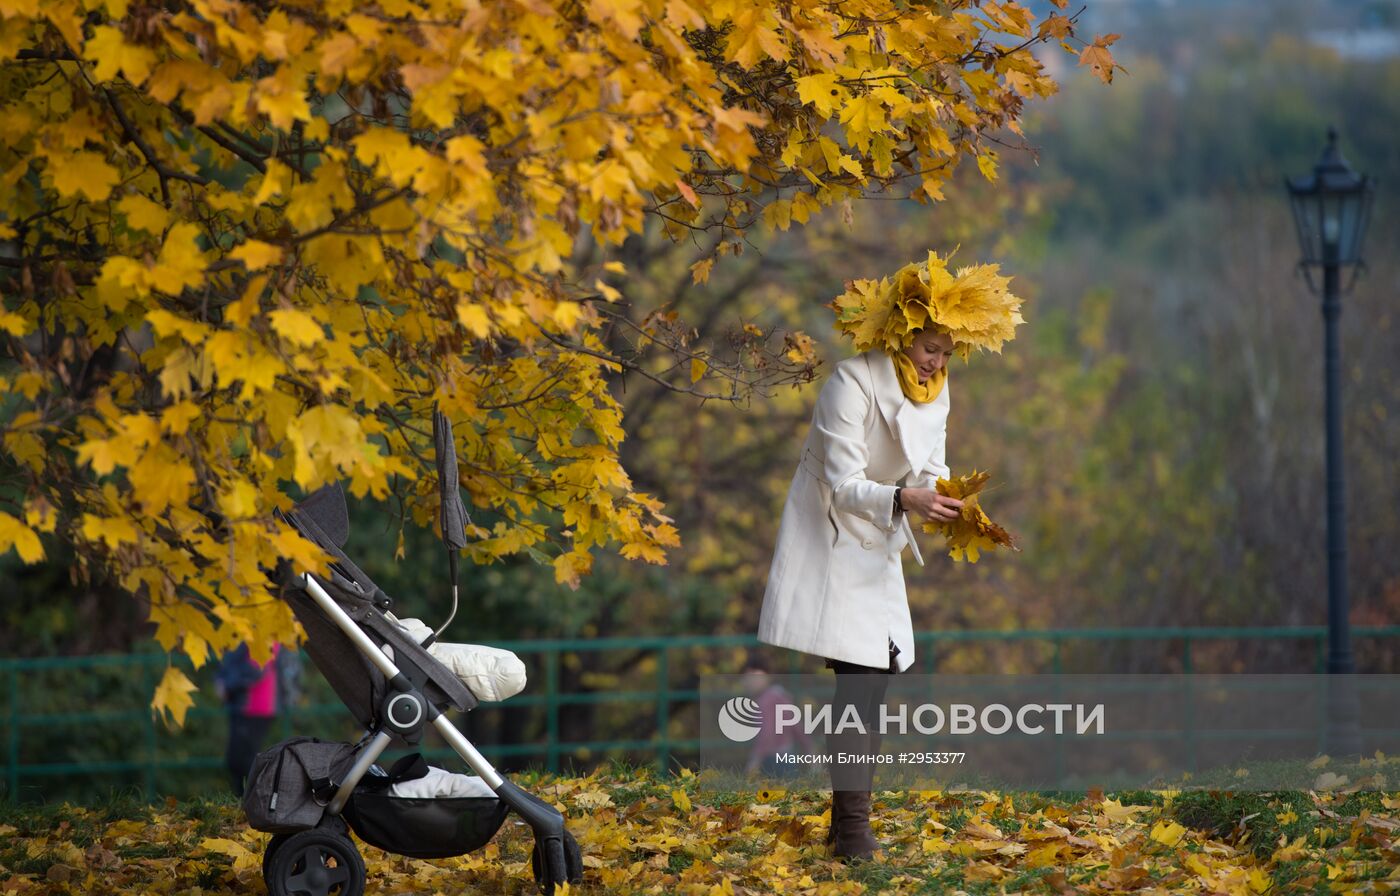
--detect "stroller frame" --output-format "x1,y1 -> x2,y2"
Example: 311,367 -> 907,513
259,482 -> 581,894
299,573 -> 512,806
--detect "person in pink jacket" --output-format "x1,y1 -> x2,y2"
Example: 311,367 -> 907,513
741,662 -> 820,777
215,642 -> 282,796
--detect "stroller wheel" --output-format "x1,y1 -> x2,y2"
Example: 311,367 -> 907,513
262,833 -> 291,883
531,828 -> 583,894
265,828 -> 365,896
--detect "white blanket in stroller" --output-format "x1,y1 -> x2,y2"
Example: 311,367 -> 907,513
383,614 -> 527,703
389,765 -> 496,799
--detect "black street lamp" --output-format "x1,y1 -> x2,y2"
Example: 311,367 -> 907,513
1285,127 -> 1374,758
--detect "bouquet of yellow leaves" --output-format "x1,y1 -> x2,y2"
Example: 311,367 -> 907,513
919,470 -> 1019,563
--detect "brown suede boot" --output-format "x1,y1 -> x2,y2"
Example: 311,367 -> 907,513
825,733 -> 876,858
826,733 -> 877,860
830,789 -> 877,860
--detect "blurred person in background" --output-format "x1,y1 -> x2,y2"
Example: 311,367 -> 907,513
215,642 -> 296,796
741,661 -> 820,778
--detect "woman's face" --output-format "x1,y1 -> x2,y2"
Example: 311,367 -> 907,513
903,330 -> 955,382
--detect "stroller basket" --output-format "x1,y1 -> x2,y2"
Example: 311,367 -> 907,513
344,790 -> 510,859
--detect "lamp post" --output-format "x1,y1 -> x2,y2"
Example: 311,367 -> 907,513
1285,127 -> 1374,758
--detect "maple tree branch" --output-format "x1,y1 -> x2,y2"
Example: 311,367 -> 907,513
474,366 -> 578,411
287,188 -> 412,245
532,325 -> 745,402
103,88 -> 210,200
192,118 -> 269,174
606,264 -> 782,437
217,122 -> 275,156
14,49 -> 77,62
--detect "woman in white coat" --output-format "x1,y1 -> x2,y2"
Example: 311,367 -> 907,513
757,249 -> 1022,859
756,327 -> 966,860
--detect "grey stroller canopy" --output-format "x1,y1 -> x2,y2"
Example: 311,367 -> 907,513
275,481 -> 477,737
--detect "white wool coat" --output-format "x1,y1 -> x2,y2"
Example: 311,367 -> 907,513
757,349 -> 950,672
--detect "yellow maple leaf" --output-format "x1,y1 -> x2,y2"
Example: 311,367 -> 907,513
671,788 -> 692,813
289,404 -> 364,486
838,94 -> 890,151
1099,798 -> 1147,823
117,193 -> 170,234
84,25 -> 157,85
724,8 -> 786,68
146,308 -> 212,345
0,512 -> 45,563
553,549 -> 592,589
75,435 -> 136,475
149,223 -> 207,295
1271,834 -> 1308,863
554,300 -> 585,329
977,151 -> 999,182
830,277 -> 891,349
690,258 -> 714,285
48,151 -> 119,202
255,67 -> 312,129
0,310 -> 30,337
1149,818 -> 1186,847
1185,852 -> 1212,877
230,240 -> 283,270
620,539 -> 666,564
160,401 -> 202,435
152,666 -> 198,728
196,834 -> 253,868
795,73 -> 847,117
129,453 -> 194,516
269,309 -> 323,346
251,159 -> 294,205
80,513 -> 140,548
457,302 -> 492,338
218,479 -> 261,520
965,860 -> 1006,881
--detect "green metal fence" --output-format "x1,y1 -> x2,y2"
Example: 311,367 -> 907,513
4,625 -> 1399,801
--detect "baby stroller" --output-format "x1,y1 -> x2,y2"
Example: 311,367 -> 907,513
246,411 -> 583,895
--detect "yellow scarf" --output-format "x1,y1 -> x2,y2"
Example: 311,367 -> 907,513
888,348 -> 947,404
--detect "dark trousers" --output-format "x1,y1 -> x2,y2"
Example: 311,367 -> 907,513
227,713 -> 275,797
825,642 -> 898,790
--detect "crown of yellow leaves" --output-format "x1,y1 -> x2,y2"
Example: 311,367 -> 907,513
829,249 -> 1025,361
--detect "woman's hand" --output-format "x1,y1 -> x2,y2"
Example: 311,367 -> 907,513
900,487 -> 964,522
